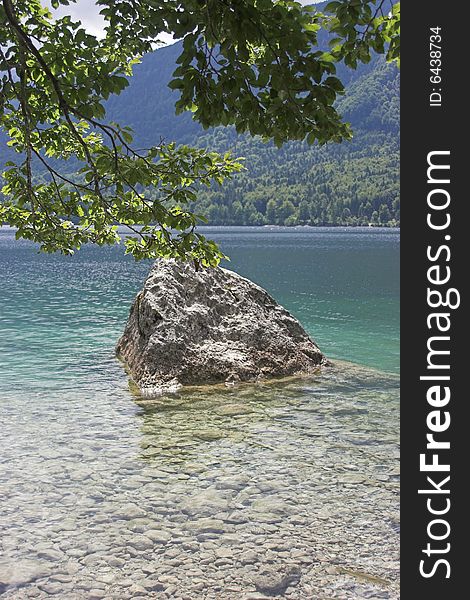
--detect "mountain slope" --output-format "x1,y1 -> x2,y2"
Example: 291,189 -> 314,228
1,40 -> 399,226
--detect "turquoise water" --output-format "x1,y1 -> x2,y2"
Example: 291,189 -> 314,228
0,226 -> 399,391
0,226 -> 400,599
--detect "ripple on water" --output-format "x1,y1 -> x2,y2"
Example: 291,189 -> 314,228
0,362 -> 399,599
0,227 -> 399,597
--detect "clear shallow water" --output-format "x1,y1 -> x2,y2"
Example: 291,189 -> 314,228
0,227 -> 399,599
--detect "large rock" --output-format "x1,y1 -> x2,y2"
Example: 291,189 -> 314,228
116,259 -> 325,394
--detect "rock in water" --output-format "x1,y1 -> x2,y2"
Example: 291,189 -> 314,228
116,259 -> 325,394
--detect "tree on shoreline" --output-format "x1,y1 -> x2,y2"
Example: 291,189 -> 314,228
0,0 -> 399,264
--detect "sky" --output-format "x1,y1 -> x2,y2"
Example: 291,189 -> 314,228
48,0 -> 321,39
46,0 -> 108,37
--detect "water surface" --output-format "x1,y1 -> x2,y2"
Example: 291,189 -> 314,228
0,227 -> 399,599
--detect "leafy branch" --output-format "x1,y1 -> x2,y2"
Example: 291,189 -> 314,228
0,0 -> 400,262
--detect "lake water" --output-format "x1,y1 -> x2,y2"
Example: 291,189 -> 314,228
0,226 -> 399,599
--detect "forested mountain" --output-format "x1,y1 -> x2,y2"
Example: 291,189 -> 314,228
105,42 -> 399,226
1,39 -> 399,227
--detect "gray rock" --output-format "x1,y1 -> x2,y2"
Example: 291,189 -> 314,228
253,568 -> 302,596
116,259 -> 325,394
37,548 -> 64,562
186,518 -> 227,534
215,403 -> 254,417
145,529 -> 172,544
141,578 -> 165,592
241,550 -> 259,565
38,582 -> 64,595
112,504 -> 147,520
0,560 -> 52,590
127,535 -> 153,551
251,497 -> 296,516
181,488 -> 230,517
158,575 -> 180,585
86,591 -> 106,600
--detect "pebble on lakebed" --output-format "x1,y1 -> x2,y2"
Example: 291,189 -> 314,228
0,364 -> 399,599
116,259 -> 326,395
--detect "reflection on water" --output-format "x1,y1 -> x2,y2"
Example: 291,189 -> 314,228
0,227 -> 399,598
0,363 -> 399,599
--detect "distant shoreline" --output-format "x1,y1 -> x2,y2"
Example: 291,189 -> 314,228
0,224 -> 400,232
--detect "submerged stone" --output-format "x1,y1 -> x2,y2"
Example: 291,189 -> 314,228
253,568 -> 302,596
116,259 -> 325,395
0,560 -> 52,590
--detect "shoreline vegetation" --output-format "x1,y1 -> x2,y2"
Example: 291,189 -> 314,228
0,46 -> 400,234
107,47 -> 400,230
0,223 -> 400,231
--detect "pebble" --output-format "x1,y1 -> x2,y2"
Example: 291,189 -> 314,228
127,535 -> 153,551
142,578 -> 165,592
158,575 -> 179,585
86,589 -> 106,599
0,363 -> 399,600
51,574 -> 73,583
107,557 -> 126,567
37,549 -> 64,562
128,583 -> 147,595
113,504 -> 147,520
188,518 -> 227,534
215,404 -> 254,416
38,583 -> 64,595
145,529 -> 172,543
241,551 -> 258,564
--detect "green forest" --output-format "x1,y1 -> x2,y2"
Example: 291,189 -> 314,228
1,40 -> 399,228
189,59 -> 399,227
106,42 -> 400,227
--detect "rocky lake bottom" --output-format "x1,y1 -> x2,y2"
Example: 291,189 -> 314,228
1,362 -> 399,599
0,226 -> 400,598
